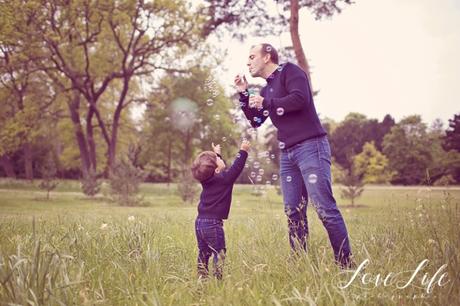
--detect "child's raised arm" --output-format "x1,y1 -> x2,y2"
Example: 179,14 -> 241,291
222,140 -> 250,183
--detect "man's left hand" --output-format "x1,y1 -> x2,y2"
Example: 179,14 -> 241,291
249,95 -> 264,109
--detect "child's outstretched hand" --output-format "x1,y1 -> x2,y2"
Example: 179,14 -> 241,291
212,142 -> 221,155
240,139 -> 251,151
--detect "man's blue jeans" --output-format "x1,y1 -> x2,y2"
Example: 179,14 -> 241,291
195,218 -> 226,279
279,136 -> 352,266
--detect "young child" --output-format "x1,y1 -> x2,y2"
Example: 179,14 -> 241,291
191,139 -> 250,279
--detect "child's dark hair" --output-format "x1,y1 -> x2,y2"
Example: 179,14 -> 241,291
191,151 -> 218,182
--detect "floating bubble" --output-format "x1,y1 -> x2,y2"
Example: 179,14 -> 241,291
286,176 -> 292,182
206,99 -> 214,106
266,46 -> 272,52
277,65 -> 283,72
164,116 -> 171,122
237,153 -> 241,158
242,91 -> 249,96
240,102 -> 246,107
263,110 -> 269,117
265,158 -> 271,164
272,174 -> 278,181
245,164 -> 249,168
270,154 -> 276,159
222,137 -> 227,142
253,161 -> 260,169
279,142 -> 285,150
276,107 -> 285,116
266,181 -> 271,185
253,116 -> 260,123
269,88 -> 274,92
214,114 -> 220,121
250,171 -> 256,178
256,175 -> 262,182
308,173 -> 318,184
258,168 -> 264,175
170,98 -> 198,132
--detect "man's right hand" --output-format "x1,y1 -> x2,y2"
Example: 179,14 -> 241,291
234,74 -> 248,93
240,139 -> 251,151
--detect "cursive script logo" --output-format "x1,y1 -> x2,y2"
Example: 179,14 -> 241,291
336,259 -> 449,294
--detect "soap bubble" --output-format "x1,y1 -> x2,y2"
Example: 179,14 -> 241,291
206,99 -> 214,106
263,110 -> 269,117
272,174 -> 278,181
270,154 -> 275,159
266,46 -> 272,52
222,137 -> 227,142
169,97 -> 198,132
286,176 -> 292,182
277,65 -> 283,72
279,142 -> 285,150
308,173 -> 318,184
214,114 -> 220,121
253,161 -> 260,169
258,168 -> 264,175
276,107 -> 284,116
250,172 -> 256,178
256,175 -> 262,182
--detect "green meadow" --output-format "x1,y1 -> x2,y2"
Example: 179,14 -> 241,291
0,180 -> 459,305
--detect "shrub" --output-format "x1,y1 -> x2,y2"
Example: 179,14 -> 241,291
109,158 -> 146,206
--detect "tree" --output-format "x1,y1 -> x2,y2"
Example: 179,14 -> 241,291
201,0 -> 352,83
329,113 -> 379,170
427,118 -> 460,184
443,113 -> 460,153
382,115 -> 432,185
2,0 -> 202,176
0,43 -> 56,180
139,68 -> 238,183
339,164 -> 364,207
38,153 -> 59,200
353,142 -> 394,184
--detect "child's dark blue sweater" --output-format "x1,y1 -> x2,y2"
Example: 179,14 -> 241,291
197,150 -> 248,220
239,62 -> 326,149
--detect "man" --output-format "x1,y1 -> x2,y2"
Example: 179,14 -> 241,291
234,43 -> 353,268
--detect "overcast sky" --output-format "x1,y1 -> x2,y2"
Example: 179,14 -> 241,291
220,0 -> 460,126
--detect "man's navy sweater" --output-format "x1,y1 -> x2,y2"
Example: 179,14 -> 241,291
239,62 -> 326,149
197,150 -> 248,220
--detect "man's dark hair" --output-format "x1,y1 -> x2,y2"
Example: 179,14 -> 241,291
260,43 -> 279,64
191,151 -> 218,182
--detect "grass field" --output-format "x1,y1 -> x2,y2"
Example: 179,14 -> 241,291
0,180 -> 459,305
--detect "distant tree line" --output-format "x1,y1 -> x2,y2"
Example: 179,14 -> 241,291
1,0 -> 459,188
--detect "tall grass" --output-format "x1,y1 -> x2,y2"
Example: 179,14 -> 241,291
0,183 -> 459,305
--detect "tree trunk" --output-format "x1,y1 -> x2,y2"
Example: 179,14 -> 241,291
0,155 -> 16,178
23,142 -> 34,180
67,92 -> 91,178
86,108 -> 97,172
184,131 -> 192,165
107,78 -> 130,172
290,0 -> 313,89
167,138 -> 172,187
